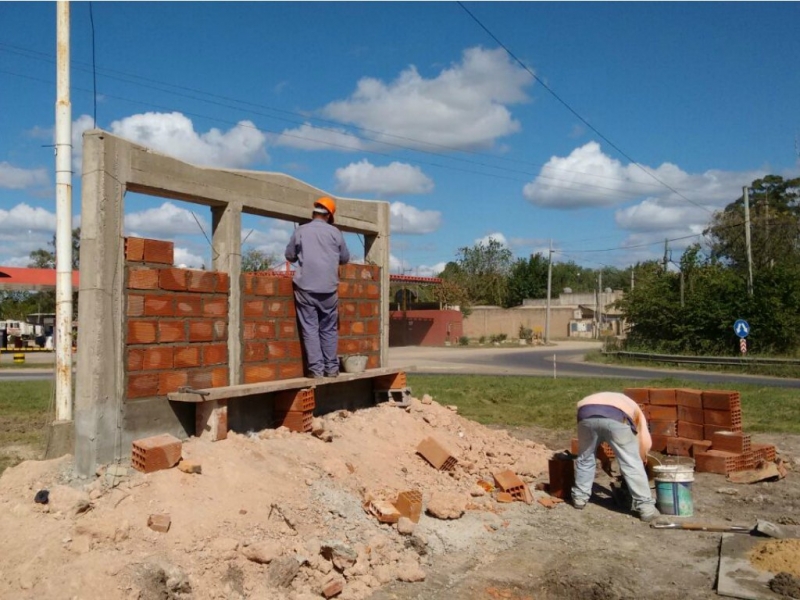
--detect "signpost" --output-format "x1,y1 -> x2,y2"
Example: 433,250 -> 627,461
734,319 -> 749,354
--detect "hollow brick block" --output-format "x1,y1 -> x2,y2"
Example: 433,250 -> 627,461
695,450 -> 738,474
702,390 -> 741,411
276,321 -> 294,339
174,346 -> 201,368
175,295 -> 203,317
203,297 -> 227,318
649,406 -> 678,421
279,363 -> 304,379
649,434 -> 669,453
394,490 -> 423,523
131,433 -> 182,473
128,268 -> 160,290
253,277 -> 276,296
266,301 -> 287,317
704,409 -> 742,429
244,342 -> 267,362
675,388 -> 703,409
649,420 -> 677,437
127,294 -> 145,317
144,295 -> 174,317
623,388 -> 650,404
244,364 -> 277,384
704,423 -> 734,440
690,440 -> 713,456
366,355 -> 379,369
188,320 -> 214,342
142,239 -> 174,265
276,277 -> 293,296
142,347 -> 174,370
341,302 -> 357,317
215,272 -> 229,293
203,344 -> 228,366
244,300 -> 265,318
416,437 -> 458,471
127,349 -> 144,372
374,372 -> 407,391
677,421 -> 705,440
677,405 -> 704,424
274,410 -> 313,433
751,443 -> 777,463
158,371 -> 188,395
711,431 -> 751,454
274,388 -> 315,412
548,456 -> 575,500
127,372 -> 160,399
649,388 -> 677,406
211,367 -> 228,388
666,437 -> 697,457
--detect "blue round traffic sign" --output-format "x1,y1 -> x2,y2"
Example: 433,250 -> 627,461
733,319 -> 750,338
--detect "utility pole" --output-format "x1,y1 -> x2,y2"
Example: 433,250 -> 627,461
55,0 -> 73,422
630,266 -> 635,290
597,270 -> 603,338
544,240 -> 553,344
743,186 -> 754,296
663,239 -> 669,272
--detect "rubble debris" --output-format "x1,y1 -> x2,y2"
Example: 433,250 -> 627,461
267,555 -> 302,587
147,513 -> 171,533
538,496 -> 564,509
177,460 -> 202,474
394,490 -> 422,523
727,461 -> 786,484
241,540 -> 282,564
416,436 -> 458,471
397,517 -> 416,535
365,498 -> 401,524
131,433 -> 182,473
321,542 -> 358,571
426,491 -> 466,519
321,573 -> 345,598
420,394 -> 433,405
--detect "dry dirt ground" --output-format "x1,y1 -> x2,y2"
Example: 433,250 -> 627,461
1,398 -> 798,600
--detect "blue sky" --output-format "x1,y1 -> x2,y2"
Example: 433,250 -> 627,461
1,2 -> 798,275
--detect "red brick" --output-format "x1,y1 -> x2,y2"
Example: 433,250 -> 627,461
666,437 -> 696,457
175,295 -> 203,317
254,277 -> 276,296
650,434 -> 669,453
704,409 -> 742,428
266,300 -> 287,317
350,321 -> 366,335
677,421 -> 704,440
143,239 -> 174,265
675,388 -> 703,409
244,342 -> 267,362
649,405 -> 678,421
127,294 -> 145,317
690,440 -> 713,456
187,270 -> 216,293
623,388 -> 650,404
338,338 -> 360,354
244,364 -> 277,384
242,274 -> 255,294
125,237 -> 145,262
274,389 -> 315,412
711,431 -> 751,454
268,341 -> 302,360
359,302 -> 379,317
142,347 -> 174,370
188,320 -> 214,342
286,302 -> 296,318
244,299 -> 265,317
215,272 -> 229,293
704,423 -> 734,440
158,370 -> 187,395
274,410 -> 314,433
367,354 -> 379,369
649,420 -> 677,436
144,294 -> 174,317
695,450 -> 738,474
243,322 -> 257,340
374,372 -> 407,390
366,319 -> 380,335
131,433 -> 182,473
338,282 -> 350,296
637,404 -> 652,420
702,390 -> 741,411
365,284 -> 380,299
213,320 -> 227,341
203,297 -> 227,318
255,321 -> 277,339
677,405 -> 704,424
649,389 -> 677,406
127,372 -> 160,398
203,344 -> 227,366
158,321 -> 185,343
279,363 -> 304,379
276,277 -> 293,296
189,369 -> 213,389
159,268 -> 187,291
127,349 -> 144,371
174,346 -> 201,368
128,320 -> 158,344
341,301 -> 357,317
340,264 -> 358,280
128,268 -> 160,290
210,367 -> 228,387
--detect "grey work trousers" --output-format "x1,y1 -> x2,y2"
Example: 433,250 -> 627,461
294,288 -> 339,376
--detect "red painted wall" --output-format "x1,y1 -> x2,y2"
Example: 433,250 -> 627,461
389,310 -> 463,347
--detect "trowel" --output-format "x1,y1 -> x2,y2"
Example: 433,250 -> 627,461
651,518 -> 787,538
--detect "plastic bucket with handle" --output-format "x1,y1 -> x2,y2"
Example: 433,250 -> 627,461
653,461 -> 694,516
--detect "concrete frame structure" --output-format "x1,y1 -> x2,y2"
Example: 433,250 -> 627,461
75,130 -> 390,475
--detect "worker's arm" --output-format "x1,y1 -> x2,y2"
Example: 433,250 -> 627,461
635,406 -> 652,461
338,233 -> 350,265
284,230 -> 299,263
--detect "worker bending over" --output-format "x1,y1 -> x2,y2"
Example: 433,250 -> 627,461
571,391 -> 658,522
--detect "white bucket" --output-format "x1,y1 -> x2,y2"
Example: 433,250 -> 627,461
653,461 -> 695,516
340,354 -> 367,373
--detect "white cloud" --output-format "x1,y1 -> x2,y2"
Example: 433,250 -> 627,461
335,160 -> 434,197
304,46 -> 530,152
71,114 -> 96,172
274,123 -> 365,152
108,112 -> 268,168
174,247 -> 205,269
389,253 -> 410,274
475,232 -> 508,247
390,202 -> 442,235
0,163 -> 49,190
242,225 -> 292,260
0,203 -> 57,232
125,202 -> 210,237
414,262 -> 447,278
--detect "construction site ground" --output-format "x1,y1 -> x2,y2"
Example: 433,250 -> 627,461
1,344 -> 798,600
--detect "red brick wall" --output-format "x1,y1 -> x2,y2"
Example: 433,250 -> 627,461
124,237 -> 229,400
389,310 -> 463,346
242,263 -> 381,383
123,237 -> 383,394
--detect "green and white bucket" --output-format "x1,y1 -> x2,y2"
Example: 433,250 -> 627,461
653,461 -> 694,517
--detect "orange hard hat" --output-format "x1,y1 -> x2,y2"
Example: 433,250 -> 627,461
313,196 -> 336,223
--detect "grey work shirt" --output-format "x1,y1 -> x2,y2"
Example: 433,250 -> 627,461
284,219 -> 350,294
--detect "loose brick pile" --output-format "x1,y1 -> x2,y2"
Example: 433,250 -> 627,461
123,236 -> 383,401
624,387 -> 777,475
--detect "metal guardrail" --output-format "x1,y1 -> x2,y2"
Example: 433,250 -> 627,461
603,350 -> 800,367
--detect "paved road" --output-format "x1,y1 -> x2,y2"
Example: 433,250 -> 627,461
388,341 -> 800,388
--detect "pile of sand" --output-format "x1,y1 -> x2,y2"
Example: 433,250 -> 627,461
0,395 -> 552,600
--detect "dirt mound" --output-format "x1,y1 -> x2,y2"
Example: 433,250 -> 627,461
0,395 -> 551,599
750,538 -> 800,578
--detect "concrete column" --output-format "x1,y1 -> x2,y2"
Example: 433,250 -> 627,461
364,201 -> 390,366
74,131 -> 129,476
212,203 -> 242,385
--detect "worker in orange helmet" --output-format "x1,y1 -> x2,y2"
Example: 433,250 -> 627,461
285,196 -> 350,378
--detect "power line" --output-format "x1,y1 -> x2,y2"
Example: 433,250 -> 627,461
456,1 -> 714,215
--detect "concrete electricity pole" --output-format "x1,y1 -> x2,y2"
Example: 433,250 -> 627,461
544,240 -> 553,344
743,186 -> 754,296
55,0 -> 73,421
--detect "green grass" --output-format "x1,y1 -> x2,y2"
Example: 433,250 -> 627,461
408,374 -> 800,434
0,380 -> 53,474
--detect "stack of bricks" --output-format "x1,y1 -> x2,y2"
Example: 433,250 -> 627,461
273,388 -> 315,433
623,387 -> 777,475
241,264 -> 381,384
125,237 -> 229,399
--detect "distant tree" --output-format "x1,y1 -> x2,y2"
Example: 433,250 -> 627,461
28,228 -> 81,270
505,253 -> 549,307
451,239 -> 513,306
241,248 -> 279,272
